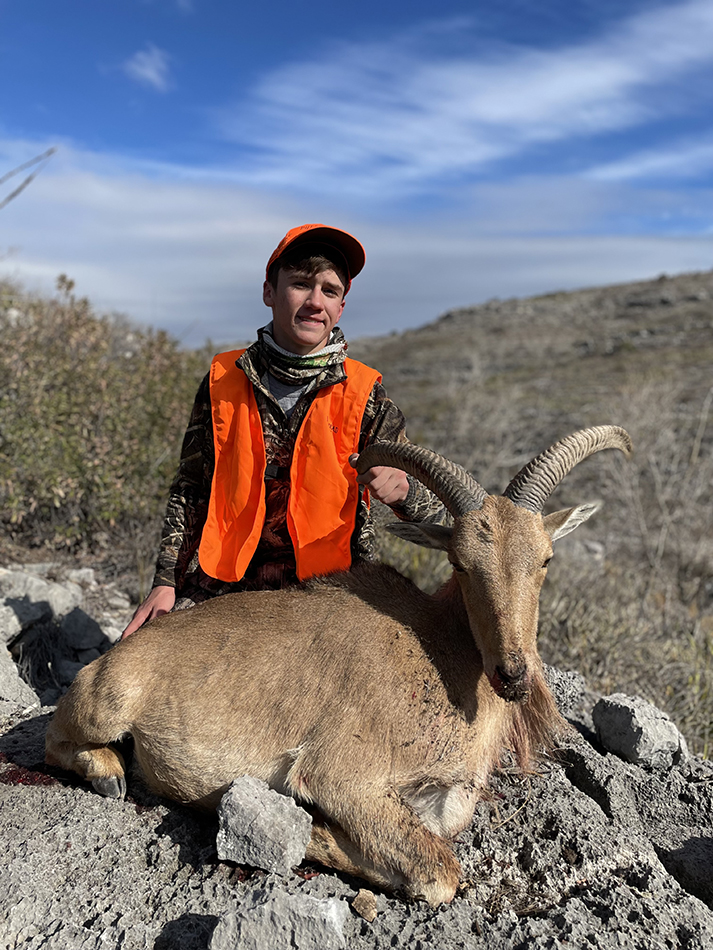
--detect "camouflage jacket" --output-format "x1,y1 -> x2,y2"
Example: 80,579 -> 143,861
153,338 -> 446,601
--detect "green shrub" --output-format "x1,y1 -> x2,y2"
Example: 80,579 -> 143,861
0,276 -> 210,556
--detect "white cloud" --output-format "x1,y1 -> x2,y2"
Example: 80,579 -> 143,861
1,140 -> 711,348
217,0 -> 713,196
587,139 -> 713,182
123,44 -> 173,93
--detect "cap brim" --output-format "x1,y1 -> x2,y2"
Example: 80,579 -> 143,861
283,226 -> 365,280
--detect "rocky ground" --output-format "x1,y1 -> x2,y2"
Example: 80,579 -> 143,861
2,561 -> 713,949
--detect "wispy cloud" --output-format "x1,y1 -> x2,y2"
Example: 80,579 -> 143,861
218,0 -> 713,197
123,44 -> 173,92
587,139 -> 713,183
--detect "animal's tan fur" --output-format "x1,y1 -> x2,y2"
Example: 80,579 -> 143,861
45,491 -> 582,906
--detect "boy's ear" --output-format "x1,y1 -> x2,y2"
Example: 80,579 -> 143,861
262,279 -> 274,307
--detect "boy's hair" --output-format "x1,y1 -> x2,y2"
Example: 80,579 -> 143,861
267,241 -> 349,295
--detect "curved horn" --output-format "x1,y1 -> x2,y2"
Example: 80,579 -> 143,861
357,441 -> 487,518
502,425 -> 632,513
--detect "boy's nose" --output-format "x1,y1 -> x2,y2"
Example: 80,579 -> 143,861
305,287 -> 324,309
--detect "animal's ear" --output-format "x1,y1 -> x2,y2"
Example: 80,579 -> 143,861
543,503 -> 601,542
385,521 -> 454,551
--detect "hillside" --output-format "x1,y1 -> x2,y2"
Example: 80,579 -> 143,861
350,269 -> 713,466
1,269 -> 712,752
3,269 -> 713,948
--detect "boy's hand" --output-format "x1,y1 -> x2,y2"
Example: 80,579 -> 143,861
349,454 -> 410,507
121,585 -> 176,639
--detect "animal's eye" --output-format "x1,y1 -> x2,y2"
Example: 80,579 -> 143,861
450,562 -> 466,573
542,556 -> 552,569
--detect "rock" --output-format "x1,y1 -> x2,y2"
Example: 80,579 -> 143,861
0,569 -> 82,619
38,686 -> 62,706
0,604 -> 22,645
98,621 -> 124,645
0,597 -> 51,636
217,776 -> 313,876
543,665 -> 586,716
104,589 -> 132,612
67,568 -> 97,588
10,562 -> 58,577
352,889 -> 378,922
60,607 -> 109,651
210,889 -> 349,950
0,647 -> 39,706
593,693 -> 689,769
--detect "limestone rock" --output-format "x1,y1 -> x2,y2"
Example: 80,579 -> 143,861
593,692 -> 689,769
0,647 -> 39,706
0,603 -> 22,646
0,598 -> 51,638
0,568 -> 82,619
543,664 -> 586,716
67,568 -> 97,588
217,775 -> 313,875
210,889 -> 349,950
54,657 -> 85,687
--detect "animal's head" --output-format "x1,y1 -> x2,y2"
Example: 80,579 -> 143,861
357,427 -> 632,703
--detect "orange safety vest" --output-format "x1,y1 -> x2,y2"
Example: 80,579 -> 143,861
198,349 -> 382,582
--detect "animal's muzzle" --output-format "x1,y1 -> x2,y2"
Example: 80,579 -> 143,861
490,663 -> 532,703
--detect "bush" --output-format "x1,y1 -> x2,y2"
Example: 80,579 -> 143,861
0,276 -> 210,566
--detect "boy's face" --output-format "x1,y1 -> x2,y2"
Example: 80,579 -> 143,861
263,267 -> 346,355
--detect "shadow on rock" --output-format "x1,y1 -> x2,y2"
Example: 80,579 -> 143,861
153,801 -> 220,870
657,835 -> 713,907
153,912 -> 220,950
0,711 -> 53,770
7,606 -> 113,704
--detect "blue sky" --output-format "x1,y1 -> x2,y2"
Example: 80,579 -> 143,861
1,0 -> 711,345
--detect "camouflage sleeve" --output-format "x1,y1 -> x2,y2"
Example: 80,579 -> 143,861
152,373 -> 215,589
358,381 -> 449,525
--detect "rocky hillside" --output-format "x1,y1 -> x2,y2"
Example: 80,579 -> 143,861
349,268 -> 713,461
2,269 -> 713,948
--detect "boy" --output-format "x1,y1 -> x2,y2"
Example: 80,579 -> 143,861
123,224 -> 444,637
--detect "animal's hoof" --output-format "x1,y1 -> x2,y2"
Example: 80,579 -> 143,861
92,775 -> 126,799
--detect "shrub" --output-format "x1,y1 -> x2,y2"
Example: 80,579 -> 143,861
0,276 -> 210,563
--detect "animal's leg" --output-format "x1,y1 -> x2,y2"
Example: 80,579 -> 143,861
306,817 -> 409,895
45,676 -> 128,799
291,770 -> 461,905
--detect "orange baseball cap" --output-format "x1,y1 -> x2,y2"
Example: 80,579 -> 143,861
266,224 -> 366,293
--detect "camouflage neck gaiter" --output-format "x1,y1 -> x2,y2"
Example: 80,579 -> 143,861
258,323 -> 348,384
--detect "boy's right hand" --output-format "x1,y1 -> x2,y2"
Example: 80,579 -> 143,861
121,586 -> 176,639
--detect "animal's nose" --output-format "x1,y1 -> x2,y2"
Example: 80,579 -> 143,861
491,660 -> 531,702
495,662 -> 526,686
